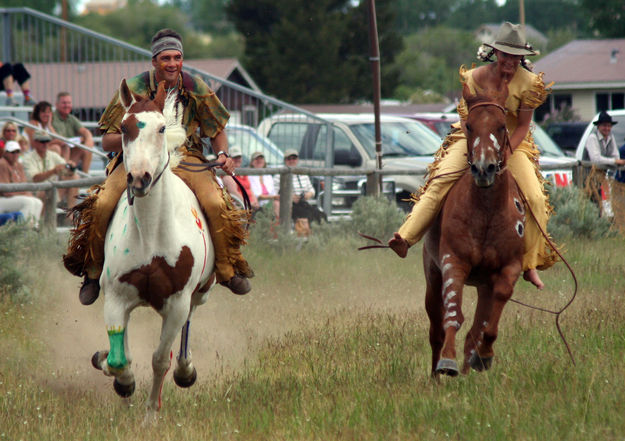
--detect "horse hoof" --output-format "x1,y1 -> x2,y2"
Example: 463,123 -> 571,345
173,366 -> 197,388
113,378 -> 135,398
435,358 -> 459,376
91,351 -> 107,370
469,352 -> 493,372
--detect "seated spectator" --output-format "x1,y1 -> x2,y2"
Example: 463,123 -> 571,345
0,140 -> 43,227
221,146 -> 259,210
25,101 -> 69,159
584,111 -> 625,166
248,151 -> 279,217
51,92 -> 94,173
0,121 -> 20,155
274,149 -> 325,234
16,134 -> 30,153
0,62 -> 35,106
22,131 -> 78,209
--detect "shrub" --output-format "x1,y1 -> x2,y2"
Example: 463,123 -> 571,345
548,185 -> 614,240
349,196 -> 405,241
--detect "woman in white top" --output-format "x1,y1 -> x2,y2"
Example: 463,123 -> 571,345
248,151 -> 279,217
25,101 -> 69,159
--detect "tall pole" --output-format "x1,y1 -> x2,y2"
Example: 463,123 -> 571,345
519,0 -> 525,26
367,0 -> 382,195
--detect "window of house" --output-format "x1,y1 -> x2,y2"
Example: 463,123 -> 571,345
596,92 -> 624,112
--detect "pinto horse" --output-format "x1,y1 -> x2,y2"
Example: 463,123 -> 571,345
91,79 -> 215,414
423,83 -> 526,376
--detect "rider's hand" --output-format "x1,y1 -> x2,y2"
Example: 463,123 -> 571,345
388,232 -> 409,258
217,154 -> 235,175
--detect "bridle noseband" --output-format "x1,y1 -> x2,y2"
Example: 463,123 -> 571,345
466,101 -> 511,174
126,152 -> 171,206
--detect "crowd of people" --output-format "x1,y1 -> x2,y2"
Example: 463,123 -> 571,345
0,61 -> 94,226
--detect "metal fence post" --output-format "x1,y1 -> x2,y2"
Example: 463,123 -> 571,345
279,170 -> 293,232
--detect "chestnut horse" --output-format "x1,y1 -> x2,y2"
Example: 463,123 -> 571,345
423,83 -> 526,376
91,80 -> 216,417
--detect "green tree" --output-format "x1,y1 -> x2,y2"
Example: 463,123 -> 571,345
580,0 -> 625,37
170,0 -> 232,34
226,0 -> 402,103
496,0 -> 589,35
392,0 -> 456,35
393,26 -> 476,100
0,0 -> 63,16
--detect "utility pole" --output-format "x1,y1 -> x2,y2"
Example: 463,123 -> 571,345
519,0 -> 525,27
367,0 -> 382,196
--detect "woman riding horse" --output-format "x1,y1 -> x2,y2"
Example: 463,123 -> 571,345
389,22 -> 558,288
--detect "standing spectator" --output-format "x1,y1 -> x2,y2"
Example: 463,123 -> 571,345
0,140 -> 43,226
22,131 -> 78,210
221,146 -> 259,210
248,151 -> 279,217
584,111 -> 625,166
25,101 -> 68,158
51,92 -> 94,173
0,62 -> 35,106
0,121 -> 20,154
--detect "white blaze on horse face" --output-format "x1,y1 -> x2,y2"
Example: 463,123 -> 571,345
489,133 -> 501,151
123,111 -> 167,183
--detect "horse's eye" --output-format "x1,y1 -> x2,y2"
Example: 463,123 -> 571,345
121,126 -> 127,134
465,123 -> 472,132
159,126 -> 166,134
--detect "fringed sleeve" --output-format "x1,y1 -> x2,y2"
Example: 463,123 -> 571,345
191,75 -> 229,139
520,72 -> 553,109
456,65 -> 472,120
98,93 -> 125,135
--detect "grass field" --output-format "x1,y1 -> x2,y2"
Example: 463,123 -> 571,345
1,228 -> 624,440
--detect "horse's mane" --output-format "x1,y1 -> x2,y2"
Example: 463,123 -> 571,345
162,91 -> 187,169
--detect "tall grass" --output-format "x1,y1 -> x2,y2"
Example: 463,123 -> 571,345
1,222 -> 624,440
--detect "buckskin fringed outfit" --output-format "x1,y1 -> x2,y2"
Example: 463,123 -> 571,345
64,69 -> 253,284
398,65 -> 558,271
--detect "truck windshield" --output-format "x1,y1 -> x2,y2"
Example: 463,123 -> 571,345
350,120 -> 441,158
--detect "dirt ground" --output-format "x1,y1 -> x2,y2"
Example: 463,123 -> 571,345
36,259 -> 422,397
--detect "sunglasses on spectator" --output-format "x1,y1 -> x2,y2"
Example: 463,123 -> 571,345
286,155 -> 298,160
4,129 -> 16,133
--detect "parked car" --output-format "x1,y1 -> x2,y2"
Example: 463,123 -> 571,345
543,121 -> 587,156
574,110 -> 625,162
222,123 -> 284,166
406,112 -> 459,139
257,113 -> 441,212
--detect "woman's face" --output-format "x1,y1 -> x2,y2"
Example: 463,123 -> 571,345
39,106 -> 53,124
495,50 -> 522,76
251,156 -> 266,168
3,125 -> 17,140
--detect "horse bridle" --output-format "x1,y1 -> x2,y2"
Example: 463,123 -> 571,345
126,152 -> 171,206
466,101 -> 512,173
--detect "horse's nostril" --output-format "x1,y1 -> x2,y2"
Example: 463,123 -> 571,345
487,164 -> 496,174
142,172 -> 152,188
470,164 -> 479,175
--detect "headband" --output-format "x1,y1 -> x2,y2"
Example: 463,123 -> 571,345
151,36 -> 183,58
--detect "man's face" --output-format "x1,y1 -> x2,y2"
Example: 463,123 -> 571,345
32,140 -> 48,156
56,95 -> 73,117
598,122 -> 613,138
4,150 -> 20,166
152,50 -> 183,86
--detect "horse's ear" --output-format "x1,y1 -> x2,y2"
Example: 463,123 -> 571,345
119,79 -> 134,110
153,81 -> 167,112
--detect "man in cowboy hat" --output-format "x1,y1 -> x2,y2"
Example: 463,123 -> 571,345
584,111 -> 625,166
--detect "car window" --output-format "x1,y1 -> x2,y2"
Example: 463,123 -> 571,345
532,125 -> 565,158
265,122 -> 309,156
226,126 -> 284,166
312,125 -> 354,161
350,120 -> 441,158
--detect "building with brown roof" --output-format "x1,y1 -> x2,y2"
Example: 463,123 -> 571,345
533,39 -> 625,122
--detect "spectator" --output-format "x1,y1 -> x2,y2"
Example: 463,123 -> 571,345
25,101 -> 68,158
274,149 -> 325,234
0,140 -> 43,226
248,151 -> 279,217
22,131 -> 78,210
0,121 -> 20,154
221,146 -> 259,210
51,92 -> 94,173
273,149 -> 315,202
16,134 -> 30,153
584,111 -> 625,167
0,62 -> 35,106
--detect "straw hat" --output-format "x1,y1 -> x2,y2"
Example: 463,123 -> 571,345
484,22 -> 536,56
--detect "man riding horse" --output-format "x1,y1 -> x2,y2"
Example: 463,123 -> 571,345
64,28 -> 253,304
